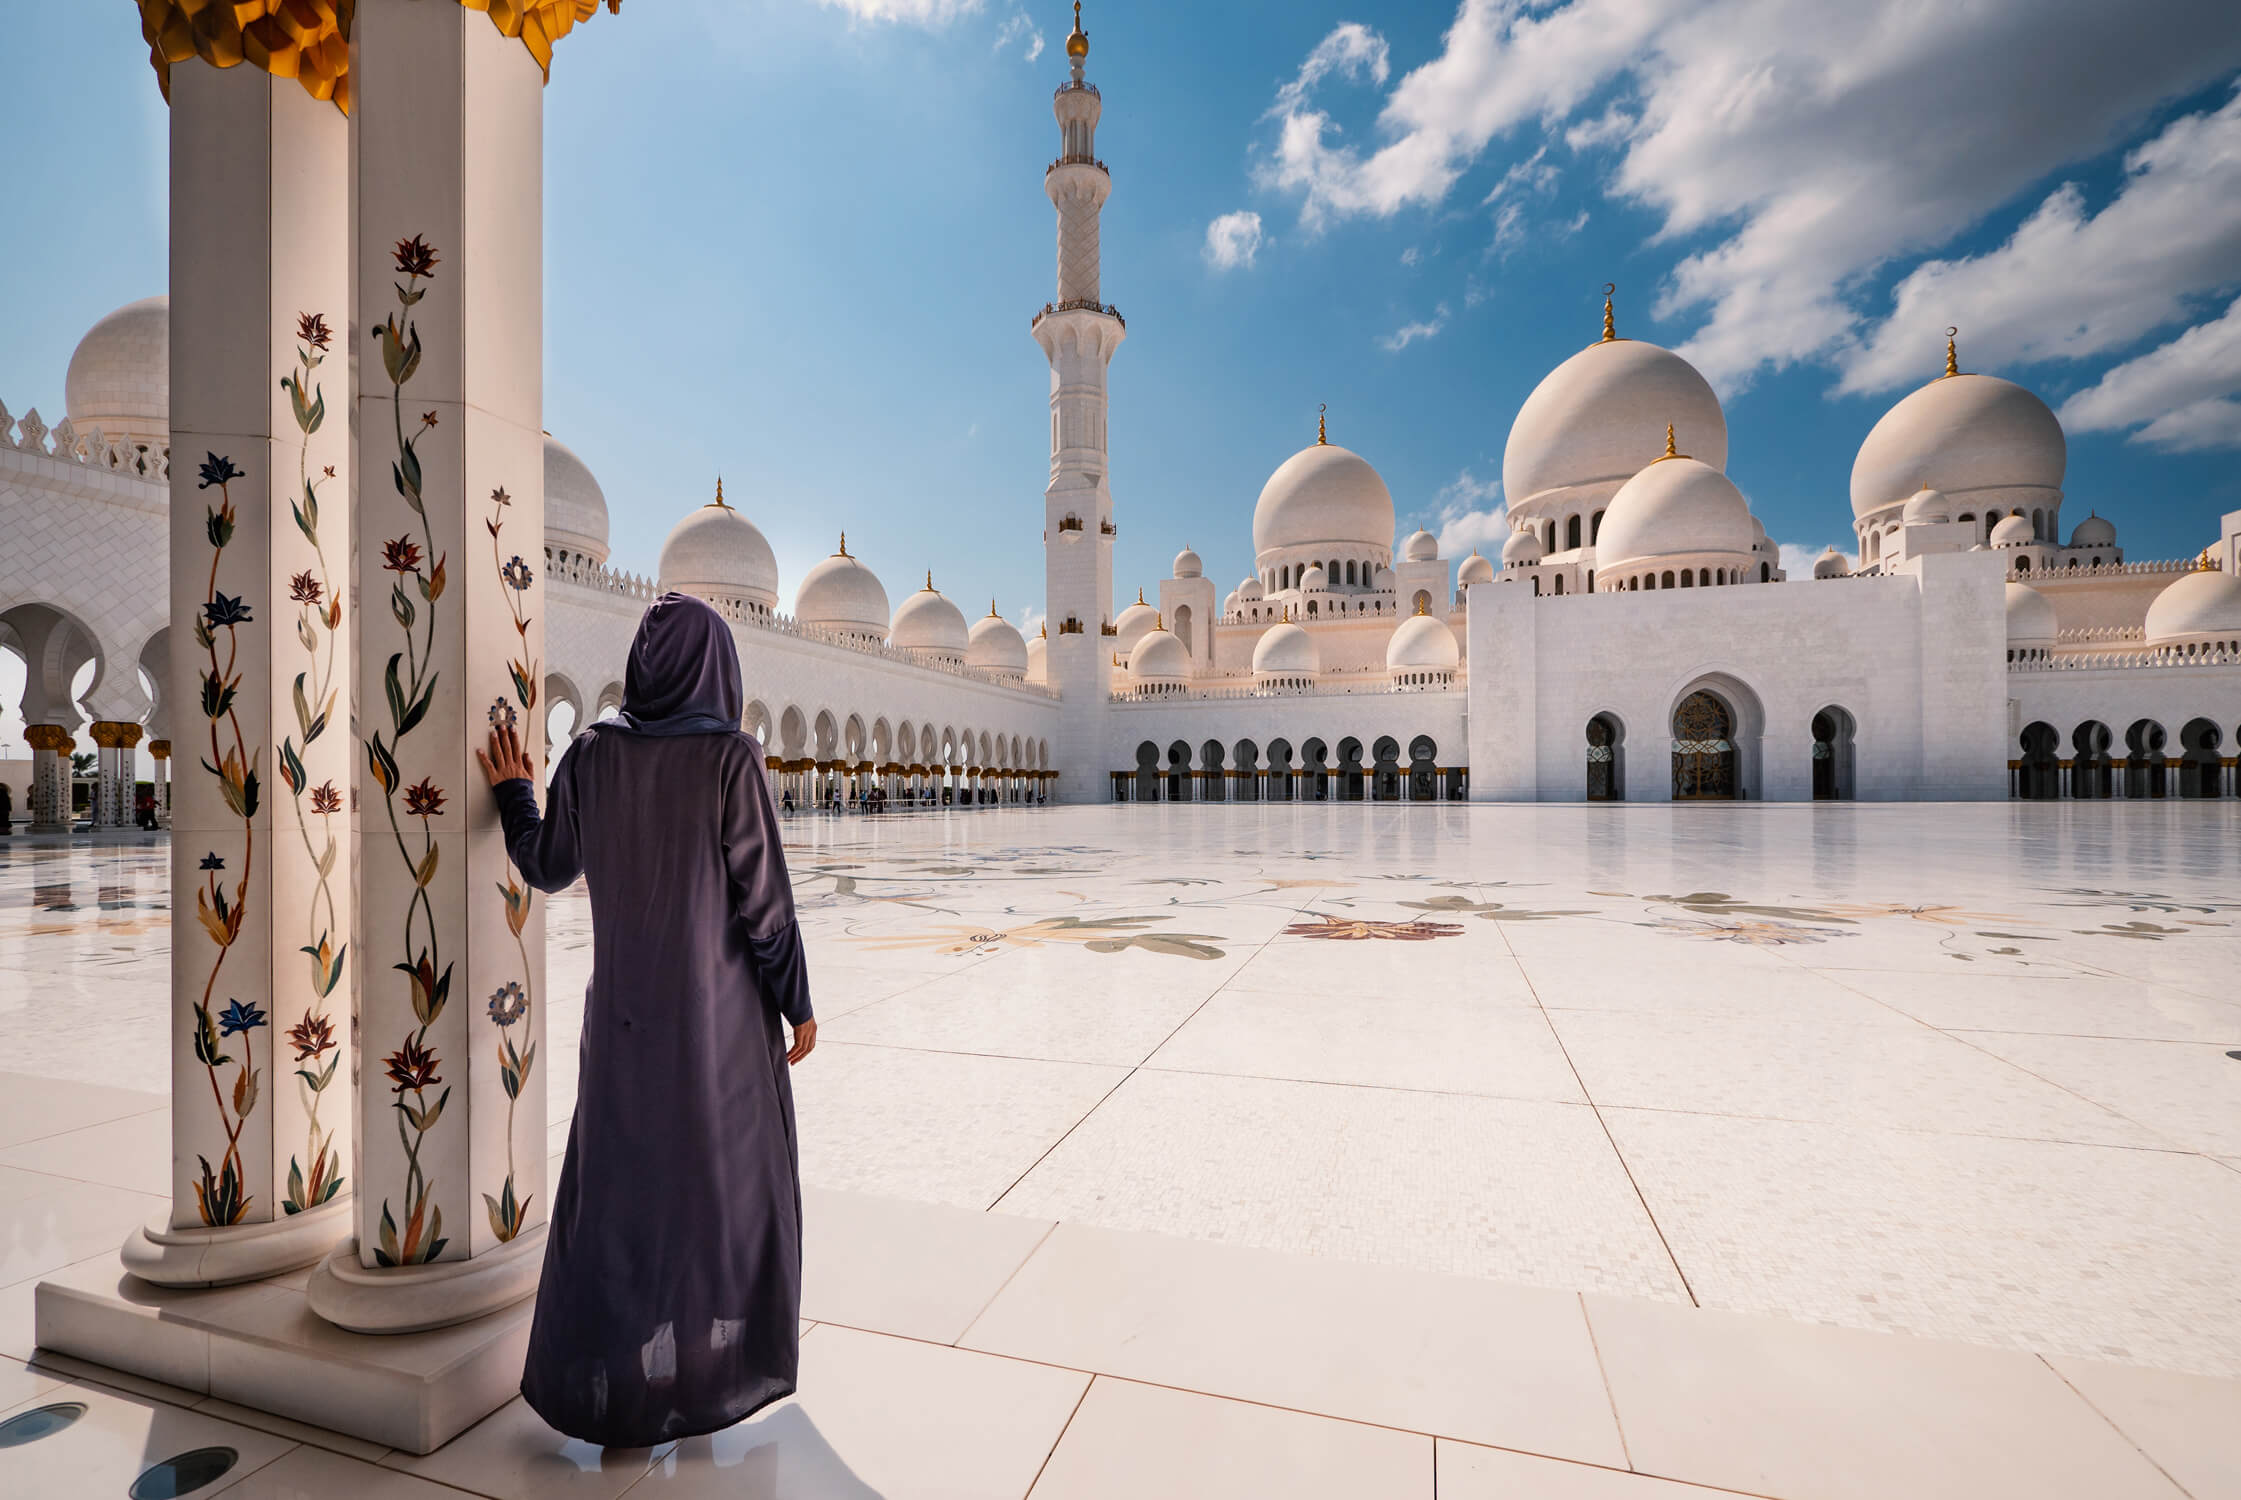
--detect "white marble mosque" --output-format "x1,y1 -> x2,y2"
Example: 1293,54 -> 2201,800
4,2 -> 2241,1492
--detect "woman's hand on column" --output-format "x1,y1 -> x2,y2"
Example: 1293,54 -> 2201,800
477,722 -> 537,789
786,1018 -> 817,1065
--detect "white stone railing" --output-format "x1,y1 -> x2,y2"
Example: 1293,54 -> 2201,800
0,400 -> 168,480
2012,644 -> 2241,672
2033,557 -> 2196,578
1112,669 -> 1467,703
2056,625 -> 2145,644
543,549 -> 659,600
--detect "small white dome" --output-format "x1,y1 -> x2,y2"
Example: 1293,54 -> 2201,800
1222,591 -> 1240,616
1112,590 -> 1159,650
1812,547 -> 1849,579
1130,626 -> 1190,682
1252,442 -> 1396,558
1402,528 -> 1439,562
2144,565 -> 2241,647
659,485 -> 780,607
967,606 -> 1029,675
794,537 -> 889,640
1901,485 -> 1950,524
1372,564 -> 1397,589
1252,620 -> 1319,677
1299,563 -> 1328,591
66,296 -> 169,448
1990,514 -> 2035,548
1502,529 -> 1544,566
2069,513 -> 2116,548
1458,550 -> 1495,585
1025,629 -> 1048,686
891,576 -> 970,658
1386,609 -> 1459,671
1173,546 -> 1203,578
1504,336 -> 1729,509
2005,581 -> 2057,646
1850,372 -> 2065,520
1593,455 -> 1755,570
543,435 -> 611,563
1237,575 -> 1265,601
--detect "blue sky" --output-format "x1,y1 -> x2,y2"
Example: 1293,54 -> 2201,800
5,0 -> 2241,644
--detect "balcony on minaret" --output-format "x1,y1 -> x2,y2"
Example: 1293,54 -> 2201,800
1046,154 -> 1109,179
1031,299 -> 1125,331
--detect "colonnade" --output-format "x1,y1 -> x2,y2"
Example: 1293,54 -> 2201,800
769,758 -> 1058,808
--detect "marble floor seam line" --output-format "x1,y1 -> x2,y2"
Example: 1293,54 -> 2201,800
1019,1366 -> 1098,1500
1575,1289 -> 1637,1475
1504,917 -> 1700,1309
948,1219 -> 1061,1349
2033,1353 -> 2203,1500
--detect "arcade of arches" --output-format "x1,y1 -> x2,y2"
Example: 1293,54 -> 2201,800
2013,717 -> 2240,800
1113,735 -> 1464,802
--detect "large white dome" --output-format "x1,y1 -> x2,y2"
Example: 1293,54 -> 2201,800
2005,581 -> 2057,646
1251,620 -> 1318,677
1386,609 -> 1459,671
543,435 -> 610,563
1402,528 -> 1438,562
1252,443 -> 1395,558
65,296 -> 169,448
1503,337 -> 1727,510
794,537 -> 889,641
2144,566 -> 2241,647
1130,626 -> 1190,683
658,485 -> 779,609
1113,591 -> 1159,650
1593,455 -> 1756,571
891,576 -> 969,658
1850,373 -> 2065,520
967,606 -> 1029,675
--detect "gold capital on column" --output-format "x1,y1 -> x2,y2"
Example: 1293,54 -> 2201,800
24,725 -> 72,754
457,0 -> 621,77
148,740 -> 172,761
133,0 -> 357,113
89,720 -> 144,750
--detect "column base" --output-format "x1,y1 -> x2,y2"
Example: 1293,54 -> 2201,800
34,1250 -> 533,1454
121,1197 -> 352,1288
306,1226 -> 545,1335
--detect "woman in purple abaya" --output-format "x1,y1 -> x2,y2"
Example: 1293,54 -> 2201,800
479,591 -> 816,1448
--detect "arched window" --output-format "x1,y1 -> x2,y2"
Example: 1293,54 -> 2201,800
1566,515 -> 1582,550
1661,570 -> 1676,589
1698,568 -> 1710,586
1759,562 -> 1770,582
1553,575 -> 1566,595
1671,691 -> 1737,800
1586,714 -> 1623,801
1531,577 -> 1541,596
1591,510 -> 1604,544
1586,569 -> 1595,592
1680,571 -> 1693,588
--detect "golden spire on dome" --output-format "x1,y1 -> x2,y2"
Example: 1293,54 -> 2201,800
1655,422 -> 1683,462
924,570 -> 935,591
1601,283 -> 1617,343
837,531 -> 849,556
1136,586 -> 1146,605
1154,611 -> 1165,631
1317,403 -> 1328,445
1066,1 -> 1088,61
989,598 -> 1000,617
1414,596 -> 1430,616
1944,326 -> 1960,379
708,476 -> 730,509
1039,621 -> 1048,638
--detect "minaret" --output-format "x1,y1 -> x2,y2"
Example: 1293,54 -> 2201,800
1034,1 -> 1124,803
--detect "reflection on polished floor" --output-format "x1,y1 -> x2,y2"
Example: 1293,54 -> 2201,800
3,803 -> 2239,1497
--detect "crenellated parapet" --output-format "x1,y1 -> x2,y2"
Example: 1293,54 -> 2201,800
0,399 -> 169,479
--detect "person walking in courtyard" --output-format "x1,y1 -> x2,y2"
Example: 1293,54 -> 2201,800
0,777 -> 11,834
478,590 -> 816,1448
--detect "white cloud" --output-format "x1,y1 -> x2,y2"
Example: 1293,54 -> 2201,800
817,0 -> 982,22
1431,468 -> 1508,555
1273,22 -> 1391,116
1241,0 -> 2241,389
1844,85 -> 2241,393
1203,210 -> 1266,271
2062,294 -> 2241,451
1016,604 -> 1047,637
1381,303 -> 1450,352
1400,246 -> 1421,266
993,8 -> 1043,60
1778,541 -> 1856,577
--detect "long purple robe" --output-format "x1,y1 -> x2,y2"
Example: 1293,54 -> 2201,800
494,593 -> 813,1447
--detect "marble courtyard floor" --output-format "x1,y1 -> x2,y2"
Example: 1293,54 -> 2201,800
3,802 -> 2239,1497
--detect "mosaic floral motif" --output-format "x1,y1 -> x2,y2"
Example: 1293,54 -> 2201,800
851,914 -> 1228,959
1283,914 -> 1466,941
187,452 -> 261,1225
2040,888 -> 2241,915
368,235 -> 452,1266
486,483 -> 541,1244
277,308 -> 346,1217
1398,895 -> 1596,923
1642,916 -> 1850,947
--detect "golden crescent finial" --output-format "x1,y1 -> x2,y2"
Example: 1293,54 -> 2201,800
1601,284 -> 1618,343
1317,402 -> 1328,445
1944,327 -> 1960,379
838,531 -> 848,556
1663,422 -> 1678,459
925,569 -> 934,591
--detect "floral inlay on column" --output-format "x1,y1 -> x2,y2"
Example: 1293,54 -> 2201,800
485,484 -> 540,1243
190,452 -> 265,1226
366,235 -> 454,1267
276,311 -> 347,1216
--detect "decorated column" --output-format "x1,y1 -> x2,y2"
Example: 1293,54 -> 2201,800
24,726 -> 74,833
122,20 -> 357,1285
149,740 -> 173,827
310,0 -> 612,1334
89,722 -> 142,828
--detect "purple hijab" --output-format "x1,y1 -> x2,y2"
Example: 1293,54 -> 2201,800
608,592 -> 744,736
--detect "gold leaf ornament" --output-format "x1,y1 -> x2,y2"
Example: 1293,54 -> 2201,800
134,1 -> 622,115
